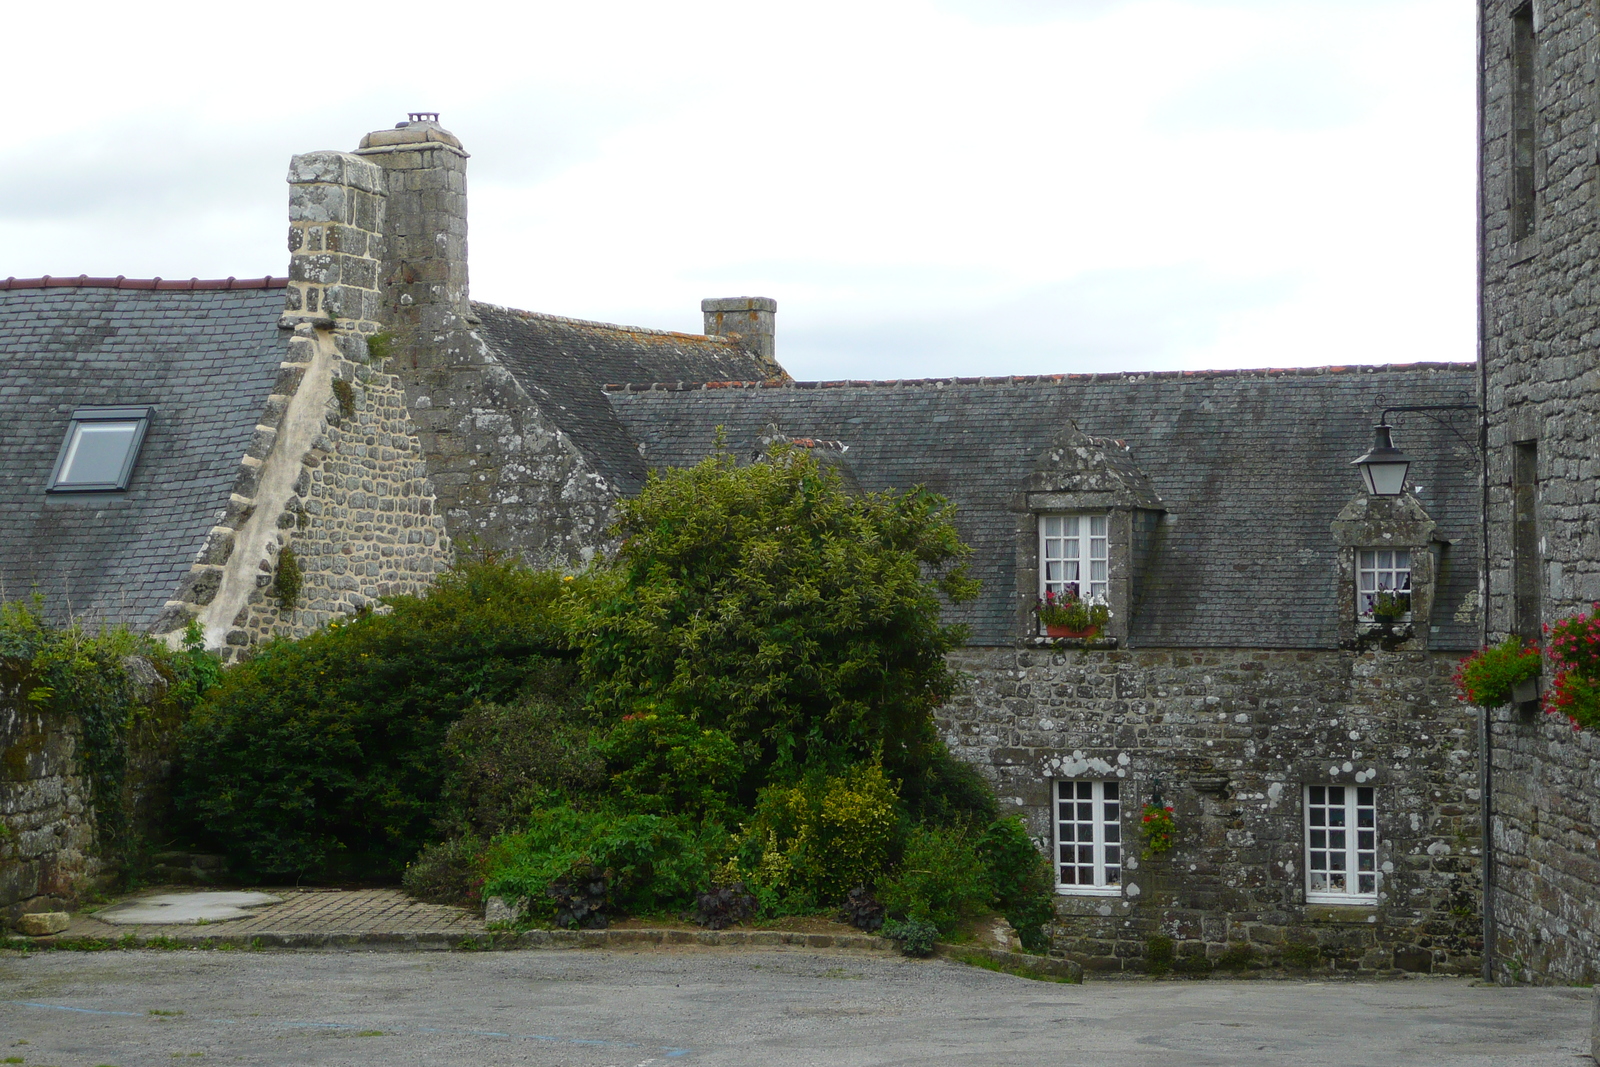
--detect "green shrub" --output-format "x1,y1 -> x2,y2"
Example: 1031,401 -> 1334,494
1280,941 -> 1323,969
901,746 -> 999,828
594,708 -> 743,821
580,446 -> 978,790
439,695 -> 601,839
737,764 -> 900,907
1454,636 -> 1541,708
273,544 -> 302,607
482,806 -> 726,919
1215,942 -> 1255,971
977,817 -> 1055,952
883,917 -> 939,958
877,823 -> 990,934
402,834 -> 486,906
177,557 -> 587,880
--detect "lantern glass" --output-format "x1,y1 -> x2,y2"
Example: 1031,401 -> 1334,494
1351,424 -> 1413,497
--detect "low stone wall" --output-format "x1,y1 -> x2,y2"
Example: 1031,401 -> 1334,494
1489,707 -> 1600,985
0,698 -> 99,925
940,645 -> 1482,976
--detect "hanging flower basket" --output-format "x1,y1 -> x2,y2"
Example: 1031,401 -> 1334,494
1139,804 -> 1176,859
1544,603 -> 1600,731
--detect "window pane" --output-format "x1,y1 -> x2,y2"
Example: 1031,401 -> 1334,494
58,422 -> 139,485
1103,781 -> 1118,800
1089,515 -> 1107,537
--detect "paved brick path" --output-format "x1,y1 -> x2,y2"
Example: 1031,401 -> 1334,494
63,888 -> 483,941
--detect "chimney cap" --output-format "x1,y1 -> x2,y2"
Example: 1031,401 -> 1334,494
702,296 -> 776,314
358,115 -> 465,152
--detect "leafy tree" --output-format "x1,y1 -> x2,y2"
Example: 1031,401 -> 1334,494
580,445 -> 978,792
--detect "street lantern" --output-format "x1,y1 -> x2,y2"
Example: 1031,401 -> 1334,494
1351,424 -> 1412,496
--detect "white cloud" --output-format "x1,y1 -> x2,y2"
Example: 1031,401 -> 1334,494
1,0 -> 1474,378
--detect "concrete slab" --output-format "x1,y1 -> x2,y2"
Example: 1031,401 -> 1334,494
94,892 -> 283,926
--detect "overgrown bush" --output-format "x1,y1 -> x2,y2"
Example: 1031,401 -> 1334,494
177,558 -> 589,880
439,695 -> 601,839
483,806 -> 726,921
580,446 -> 978,790
976,817 -> 1055,952
877,824 -> 990,934
594,708 -> 743,821
402,834 -> 486,906
735,764 -> 901,908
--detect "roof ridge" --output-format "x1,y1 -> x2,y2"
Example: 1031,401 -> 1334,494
1,275 -> 285,291
471,299 -> 740,345
602,362 -> 1478,393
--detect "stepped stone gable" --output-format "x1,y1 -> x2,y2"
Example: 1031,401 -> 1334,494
0,286 -> 287,630
1479,0 -> 1600,984
605,363 -> 1482,649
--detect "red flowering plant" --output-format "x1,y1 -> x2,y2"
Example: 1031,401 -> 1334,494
1138,804 -> 1176,859
1036,584 -> 1111,636
1544,603 -> 1600,731
1453,636 -> 1541,708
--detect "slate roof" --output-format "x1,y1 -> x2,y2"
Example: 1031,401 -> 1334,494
605,365 -> 1483,650
0,285 -> 287,631
472,302 -> 781,494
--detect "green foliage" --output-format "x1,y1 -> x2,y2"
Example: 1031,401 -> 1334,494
177,557 -> 588,879
877,823 -> 990,934
1036,589 -> 1110,633
1546,604 -> 1600,730
580,445 -> 978,786
1146,934 -> 1175,976
330,378 -> 356,418
0,598 -> 219,853
1139,804 -> 1176,859
1214,942 -> 1255,971
439,696 -> 601,839
483,806 -> 726,919
882,917 -> 939,957
364,331 -> 394,362
273,545 -> 302,608
1454,636 -> 1541,708
402,833 -> 486,906
735,764 -> 901,907
1280,941 -> 1323,969
901,746 -> 999,828
594,708 -> 743,821
976,817 -> 1055,952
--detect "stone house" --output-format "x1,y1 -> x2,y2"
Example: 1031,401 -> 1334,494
1,116 -> 1489,973
1477,0 -> 1600,986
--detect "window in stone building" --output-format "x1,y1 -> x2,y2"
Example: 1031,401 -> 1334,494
1356,549 -> 1411,619
1039,514 -> 1109,603
1510,2 -> 1538,242
1305,785 -> 1378,904
1054,779 -> 1122,895
1513,440 -> 1541,640
48,406 -> 153,492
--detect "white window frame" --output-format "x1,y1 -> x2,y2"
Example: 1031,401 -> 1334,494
1356,548 -> 1411,620
1039,513 -> 1109,604
1304,784 -> 1379,904
1053,779 -> 1123,896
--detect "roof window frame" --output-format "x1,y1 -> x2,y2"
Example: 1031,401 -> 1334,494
48,406 -> 154,493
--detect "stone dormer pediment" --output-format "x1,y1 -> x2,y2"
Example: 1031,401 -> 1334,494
1021,422 -> 1164,511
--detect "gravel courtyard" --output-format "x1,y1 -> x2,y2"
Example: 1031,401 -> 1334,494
1,947 -> 1591,1067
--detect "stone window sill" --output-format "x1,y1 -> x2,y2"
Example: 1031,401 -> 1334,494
1509,236 -> 1540,265
1022,635 -> 1119,650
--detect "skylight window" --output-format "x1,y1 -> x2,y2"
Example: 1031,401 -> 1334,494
49,407 -> 153,492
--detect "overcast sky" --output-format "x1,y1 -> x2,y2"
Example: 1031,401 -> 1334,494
2,0 -> 1474,382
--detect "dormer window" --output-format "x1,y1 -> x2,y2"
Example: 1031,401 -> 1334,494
1040,513 -> 1108,602
49,406 -> 153,492
1357,549 -> 1411,619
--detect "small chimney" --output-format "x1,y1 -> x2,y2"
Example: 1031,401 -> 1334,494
702,296 -> 776,366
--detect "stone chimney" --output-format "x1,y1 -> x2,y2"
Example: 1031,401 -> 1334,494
283,151 -> 387,339
703,296 -> 776,365
353,113 -> 472,365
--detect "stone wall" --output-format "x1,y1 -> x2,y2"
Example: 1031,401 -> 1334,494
0,695 -> 98,925
1480,0 -> 1600,984
940,646 -> 1482,975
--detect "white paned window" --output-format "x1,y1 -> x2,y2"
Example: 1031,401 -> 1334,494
1054,779 -> 1121,895
1305,785 -> 1378,904
1356,549 -> 1411,617
1040,514 -> 1109,602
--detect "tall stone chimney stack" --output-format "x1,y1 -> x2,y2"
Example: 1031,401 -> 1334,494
353,113 -> 472,364
702,296 -> 777,369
